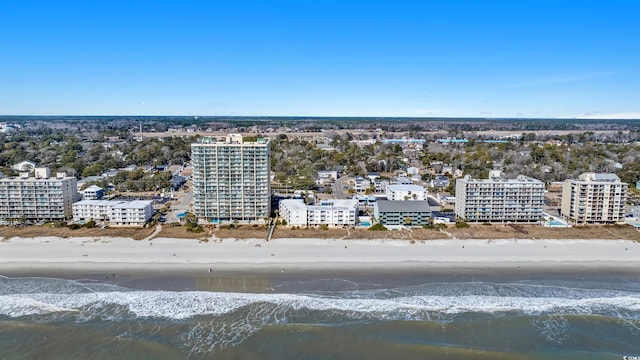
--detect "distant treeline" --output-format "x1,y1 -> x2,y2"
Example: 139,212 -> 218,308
2,115 -> 639,132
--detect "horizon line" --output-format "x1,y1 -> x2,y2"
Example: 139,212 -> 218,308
1,114 -> 639,121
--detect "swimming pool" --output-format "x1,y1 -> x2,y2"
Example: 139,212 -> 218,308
627,220 -> 640,228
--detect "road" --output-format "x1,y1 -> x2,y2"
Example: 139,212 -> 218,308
166,182 -> 193,223
332,176 -> 351,199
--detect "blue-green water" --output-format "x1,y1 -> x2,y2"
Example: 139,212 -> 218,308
1,272 -> 640,359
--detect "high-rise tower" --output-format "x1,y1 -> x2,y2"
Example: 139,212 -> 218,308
191,134 -> 270,223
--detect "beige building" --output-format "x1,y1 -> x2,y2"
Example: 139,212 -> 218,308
191,134 -> 270,223
455,172 -> 545,223
561,173 -> 627,224
0,169 -> 78,222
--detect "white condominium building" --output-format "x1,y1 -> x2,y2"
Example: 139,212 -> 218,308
191,134 -> 270,223
110,200 -> 154,226
561,172 -> 627,224
0,169 -> 77,222
73,199 -> 153,226
455,173 -> 545,223
73,200 -> 114,222
385,184 -> 426,201
279,199 -> 358,227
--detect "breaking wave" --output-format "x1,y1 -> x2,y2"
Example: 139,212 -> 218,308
2,276 -> 640,355
2,277 -> 639,320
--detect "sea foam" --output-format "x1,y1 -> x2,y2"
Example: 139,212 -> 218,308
1,285 -> 639,321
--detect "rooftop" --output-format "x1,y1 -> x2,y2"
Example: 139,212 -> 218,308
376,200 -> 430,213
460,175 -> 543,184
577,172 -> 622,182
386,184 -> 425,192
75,200 -> 153,209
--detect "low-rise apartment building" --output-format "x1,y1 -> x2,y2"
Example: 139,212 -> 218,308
385,184 -> 426,201
279,199 -> 358,227
561,172 -> 627,224
111,200 -> 154,226
73,199 -> 153,226
455,173 -> 545,223
373,200 -> 431,226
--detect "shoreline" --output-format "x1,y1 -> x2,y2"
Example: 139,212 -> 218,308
1,235 -> 639,274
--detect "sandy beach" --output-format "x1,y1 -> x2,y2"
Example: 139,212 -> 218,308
1,235 -> 639,274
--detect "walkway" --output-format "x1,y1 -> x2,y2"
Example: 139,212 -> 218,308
143,224 -> 162,241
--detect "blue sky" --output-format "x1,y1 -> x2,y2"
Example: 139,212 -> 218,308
1,1 -> 639,118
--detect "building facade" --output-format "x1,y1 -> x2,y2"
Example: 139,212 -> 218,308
561,173 -> 627,224
191,134 -> 270,223
373,200 -> 431,226
110,200 -> 154,226
73,199 -> 153,226
81,185 -> 105,200
73,200 -> 115,222
279,199 -> 358,227
385,184 -> 426,201
354,176 -> 371,193
455,174 -> 545,223
0,170 -> 77,222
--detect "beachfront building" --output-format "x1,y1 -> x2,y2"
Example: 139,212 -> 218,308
73,199 -> 153,226
454,172 -> 545,223
279,199 -> 358,227
110,200 -> 154,226
373,200 -> 431,227
73,200 -> 114,222
191,134 -> 270,223
0,168 -> 78,222
385,184 -> 426,201
561,172 -> 627,225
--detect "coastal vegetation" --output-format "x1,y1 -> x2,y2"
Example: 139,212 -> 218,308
2,117 -> 639,189
1,116 -> 640,233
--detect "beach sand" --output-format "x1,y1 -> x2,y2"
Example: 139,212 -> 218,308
1,235 -> 639,275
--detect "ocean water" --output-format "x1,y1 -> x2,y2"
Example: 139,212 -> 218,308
1,271 -> 640,359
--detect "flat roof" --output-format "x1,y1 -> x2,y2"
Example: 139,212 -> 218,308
578,172 -> 621,182
386,184 -> 425,192
75,200 -> 153,209
75,200 -> 122,206
459,175 -> 543,184
279,199 -> 307,210
375,200 -> 430,213
280,199 -> 358,211
112,200 -> 153,209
